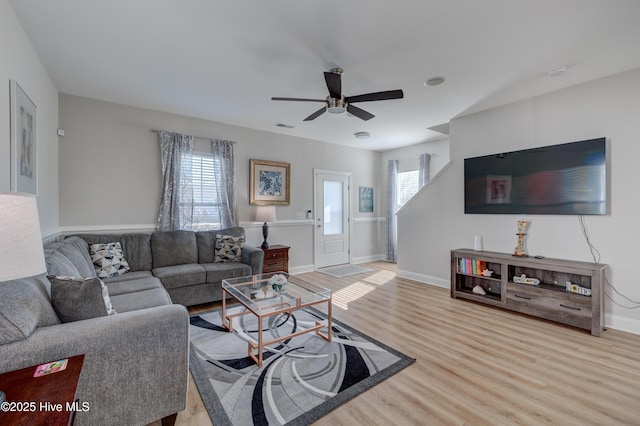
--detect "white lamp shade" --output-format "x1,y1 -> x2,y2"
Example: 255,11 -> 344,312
0,193 -> 47,281
255,206 -> 276,223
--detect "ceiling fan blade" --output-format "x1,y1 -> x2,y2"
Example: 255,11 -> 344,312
303,106 -> 327,121
347,104 -> 375,121
324,72 -> 342,99
271,97 -> 327,102
346,89 -> 404,103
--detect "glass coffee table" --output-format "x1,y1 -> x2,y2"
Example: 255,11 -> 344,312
221,272 -> 332,367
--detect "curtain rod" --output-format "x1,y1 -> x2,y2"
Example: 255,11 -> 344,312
150,129 -> 235,143
392,153 -> 436,161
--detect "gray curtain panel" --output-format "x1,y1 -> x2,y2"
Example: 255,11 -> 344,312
419,153 -> 431,188
212,139 -> 238,228
386,159 -> 399,262
156,131 -> 194,231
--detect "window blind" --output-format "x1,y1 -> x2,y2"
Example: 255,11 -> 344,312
190,153 -> 223,230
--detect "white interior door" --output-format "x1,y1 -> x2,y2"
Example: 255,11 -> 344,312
314,170 -> 351,269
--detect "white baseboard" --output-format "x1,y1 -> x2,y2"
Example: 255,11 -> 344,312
352,254 -> 386,264
396,269 -> 449,289
289,264 -> 315,275
605,313 -> 640,336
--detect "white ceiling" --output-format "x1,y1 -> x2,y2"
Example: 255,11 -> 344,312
9,0 -> 640,151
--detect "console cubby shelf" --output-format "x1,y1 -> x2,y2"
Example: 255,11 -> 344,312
450,249 -> 607,336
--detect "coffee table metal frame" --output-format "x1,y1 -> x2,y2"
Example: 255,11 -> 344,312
221,272 -> 332,367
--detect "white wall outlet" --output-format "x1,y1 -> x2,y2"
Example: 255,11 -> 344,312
57,128 -> 65,137
295,212 -> 306,220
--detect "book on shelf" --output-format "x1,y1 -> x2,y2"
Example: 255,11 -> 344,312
458,258 -> 468,274
477,260 -> 487,275
456,258 -> 491,276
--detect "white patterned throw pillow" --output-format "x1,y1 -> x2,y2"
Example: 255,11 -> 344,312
89,242 -> 131,278
214,234 -> 245,262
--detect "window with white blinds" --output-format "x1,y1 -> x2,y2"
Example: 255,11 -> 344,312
396,169 -> 419,209
190,152 -> 223,230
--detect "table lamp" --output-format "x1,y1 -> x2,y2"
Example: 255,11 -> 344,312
0,192 -> 47,281
255,206 -> 276,249
0,193 -> 47,403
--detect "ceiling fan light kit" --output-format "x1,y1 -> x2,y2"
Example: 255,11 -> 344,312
271,68 -> 403,123
327,96 -> 346,114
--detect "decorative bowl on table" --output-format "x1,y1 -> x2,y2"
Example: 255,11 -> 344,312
269,273 -> 288,293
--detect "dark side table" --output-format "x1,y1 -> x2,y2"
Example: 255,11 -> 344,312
262,244 -> 290,273
0,354 -> 84,425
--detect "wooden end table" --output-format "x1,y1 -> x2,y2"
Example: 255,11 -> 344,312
0,354 -> 84,425
262,245 -> 290,273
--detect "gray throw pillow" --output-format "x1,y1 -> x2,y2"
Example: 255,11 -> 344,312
49,276 -> 116,323
214,234 -> 245,262
0,276 -> 61,344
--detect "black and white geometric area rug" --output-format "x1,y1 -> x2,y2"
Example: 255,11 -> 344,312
189,307 -> 415,426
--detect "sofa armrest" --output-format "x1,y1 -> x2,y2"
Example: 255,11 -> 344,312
242,243 -> 264,275
0,304 -> 189,426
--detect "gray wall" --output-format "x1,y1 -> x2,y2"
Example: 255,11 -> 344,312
58,94 -> 386,272
1,0 -> 59,237
397,68 -> 640,334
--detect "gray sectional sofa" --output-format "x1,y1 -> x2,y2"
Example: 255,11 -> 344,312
0,260 -> 188,425
73,227 -> 264,306
0,227 -> 263,426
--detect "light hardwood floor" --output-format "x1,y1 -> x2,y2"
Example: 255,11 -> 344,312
171,261 -> 640,425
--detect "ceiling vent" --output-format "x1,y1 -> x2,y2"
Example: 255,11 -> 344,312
548,66 -> 567,77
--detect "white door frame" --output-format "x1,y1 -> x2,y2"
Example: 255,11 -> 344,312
313,169 -> 352,270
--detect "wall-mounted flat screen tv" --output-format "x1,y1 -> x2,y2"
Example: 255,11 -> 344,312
464,138 -> 606,215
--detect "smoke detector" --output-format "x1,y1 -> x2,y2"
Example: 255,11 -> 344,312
424,76 -> 446,87
354,132 -> 371,139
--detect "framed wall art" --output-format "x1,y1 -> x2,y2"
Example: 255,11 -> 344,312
359,186 -> 374,212
10,80 -> 38,195
249,159 -> 290,205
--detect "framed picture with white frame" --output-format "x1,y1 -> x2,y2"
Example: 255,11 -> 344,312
10,80 -> 38,196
